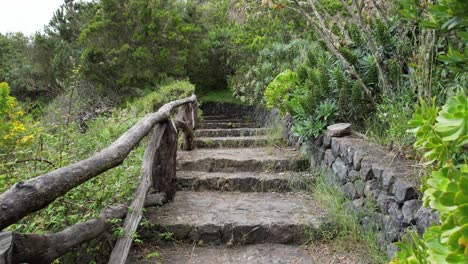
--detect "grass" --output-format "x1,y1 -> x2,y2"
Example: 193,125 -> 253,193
305,170 -> 388,264
264,116 -> 288,151
198,88 -> 243,105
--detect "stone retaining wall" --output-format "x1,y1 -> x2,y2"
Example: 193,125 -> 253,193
309,133 -> 440,258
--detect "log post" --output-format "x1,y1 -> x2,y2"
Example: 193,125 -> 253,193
192,101 -> 199,129
176,103 -> 195,151
108,123 -> 168,264
152,120 -> 178,201
0,232 -> 12,264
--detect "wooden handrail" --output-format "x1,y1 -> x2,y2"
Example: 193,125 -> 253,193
0,94 -> 197,264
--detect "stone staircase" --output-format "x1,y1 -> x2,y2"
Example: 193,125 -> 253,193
129,114 -> 329,263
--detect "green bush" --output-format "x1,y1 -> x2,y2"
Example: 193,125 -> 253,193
292,101 -> 337,142
132,80 -> 195,112
392,92 -> 467,264
0,82 -> 35,155
264,69 -> 298,114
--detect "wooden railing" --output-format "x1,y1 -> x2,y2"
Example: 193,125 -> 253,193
0,94 -> 198,264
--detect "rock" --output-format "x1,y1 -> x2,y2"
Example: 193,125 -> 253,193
353,151 -> 363,170
360,164 -> 374,181
314,135 -> 324,147
327,123 -> 352,137
190,224 -> 222,244
332,158 -> 348,183
323,135 -> 332,148
331,139 -> 341,157
375,213 -> 384,229
348,170 -> 360,182
387,202 -> 403,222
343,146 -> 354,166
377,231 -> 386,248
352,198 -> 365,211
372,166 -> 384,180
391,180 -> 418,203
387,243 -> 399,259
354,180 -> 365,198
402,200 -> 422,225
311,148 -> 325,168
364,180 -> 380,200
383,215 -> 402,242
415,207 -> 440,234
382,171 -> 395,192
343,182 -> 358,200
377,192 -> 395,213
324,149 -> 335,167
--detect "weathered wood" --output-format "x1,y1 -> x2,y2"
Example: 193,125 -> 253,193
153,120 -> 178,201
0,95 -> 196,230
10,205 -> 127,264
176,103 -> 195,150
193,101 -> 199,129
0,232 -> 12,264
175,120 -> 194,151
144,192 -> 167,208
108,123 -> 167,264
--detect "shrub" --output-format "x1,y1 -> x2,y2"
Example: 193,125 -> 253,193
132,80 -> 195,112
392,92 -> 468,264
0,82 -> 34,155
264,70 -> 298,114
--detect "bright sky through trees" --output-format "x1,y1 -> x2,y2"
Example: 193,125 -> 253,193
0,0 -> 85,35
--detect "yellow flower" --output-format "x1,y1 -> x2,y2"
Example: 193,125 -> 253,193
12,121 -> 26,133
20,134 -> 34,144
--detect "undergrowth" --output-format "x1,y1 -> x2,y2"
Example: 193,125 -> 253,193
198,88 -> 243,105
0,80 -> 195,263
264,115 -> 287,150
306,171 -> 388,264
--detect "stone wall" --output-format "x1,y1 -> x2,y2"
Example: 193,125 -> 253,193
309,133 -> 440,258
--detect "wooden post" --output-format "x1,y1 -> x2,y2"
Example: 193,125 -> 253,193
0,232 -> 12,264
108,122 -> 168,264
192,101 -> 199,130
152,120 -> 178,201
176,103 -> 195,151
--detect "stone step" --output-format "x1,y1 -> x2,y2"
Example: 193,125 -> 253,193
194,136 -> 272,149
176,171 -> 310,192
139,191 -> 327,245
177,148 -> 309,172
200,122 -> 259,129
202,115 -> 243,121
195,128 -> 267,138
129,244 -> 316,264
202,119 -> 247,123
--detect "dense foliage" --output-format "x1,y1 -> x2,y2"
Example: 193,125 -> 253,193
0,0 -> 467,262
392,92 -> 467,264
